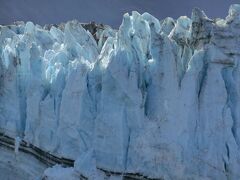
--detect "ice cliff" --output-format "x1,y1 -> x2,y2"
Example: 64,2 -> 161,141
1,4 -> 240,180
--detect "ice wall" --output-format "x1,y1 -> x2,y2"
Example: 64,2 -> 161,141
1,4 -> 240,179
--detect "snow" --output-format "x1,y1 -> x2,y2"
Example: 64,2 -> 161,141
43,165 -> 79,180
0,4 -> 240,179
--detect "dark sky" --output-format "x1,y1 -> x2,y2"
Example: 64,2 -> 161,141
0,0 -> 239,27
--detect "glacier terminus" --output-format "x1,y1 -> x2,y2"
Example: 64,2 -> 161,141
0,4 -> 240,180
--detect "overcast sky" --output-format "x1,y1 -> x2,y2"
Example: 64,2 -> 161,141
0,0 -> 239,27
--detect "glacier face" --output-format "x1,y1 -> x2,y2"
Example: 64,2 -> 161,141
1,4 -> 240,180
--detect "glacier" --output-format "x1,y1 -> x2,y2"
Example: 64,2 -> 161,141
1,4 -> 240,180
